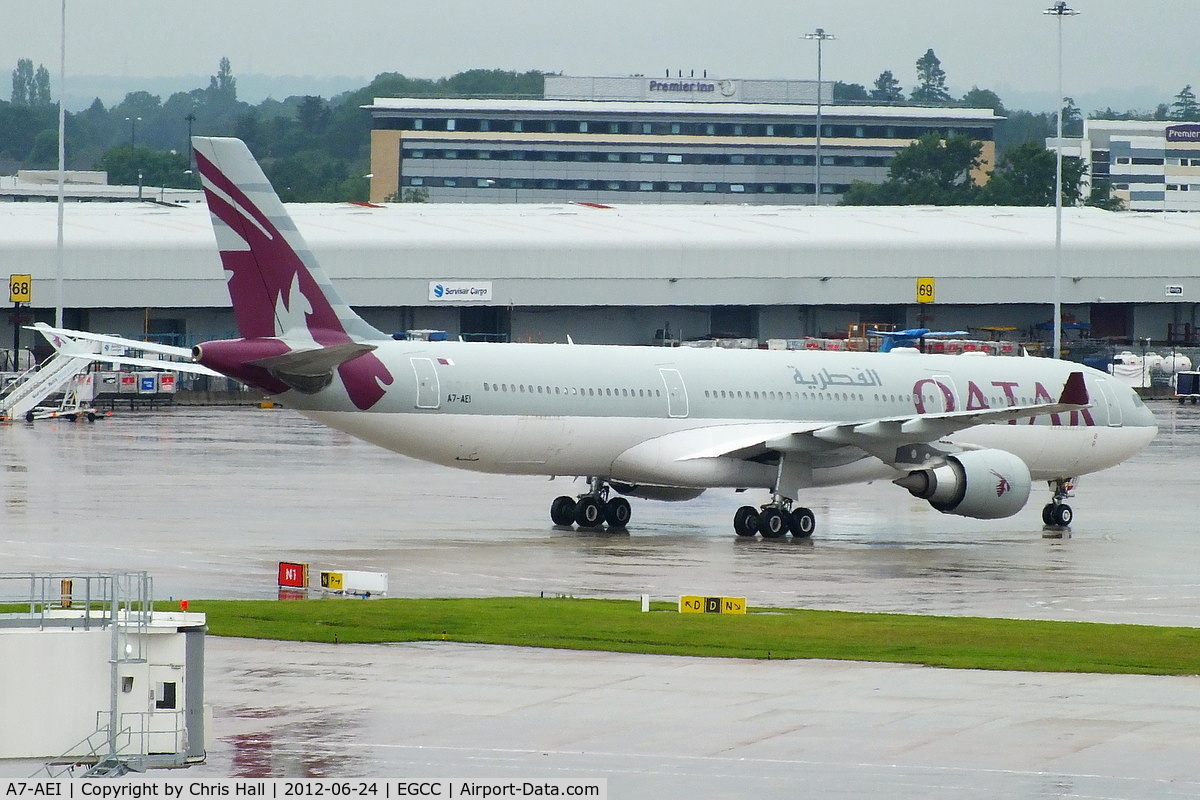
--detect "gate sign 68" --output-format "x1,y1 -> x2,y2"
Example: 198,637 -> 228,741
9,274 -> 32,303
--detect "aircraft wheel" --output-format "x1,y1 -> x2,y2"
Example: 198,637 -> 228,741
759,508 -> 787,538
574,496 -> 604,528
604,497 -> 631,528
550,495 -> 577,526
1041,504 -> 1055,526
790,507 -> 816,539
1051,504 -> 1073,527
733,506 -> 759,537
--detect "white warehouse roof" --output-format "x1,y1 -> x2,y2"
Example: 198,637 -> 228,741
3,201 -> 1199,310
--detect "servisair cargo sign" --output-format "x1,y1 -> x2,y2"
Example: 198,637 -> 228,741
429,281 -> 492,302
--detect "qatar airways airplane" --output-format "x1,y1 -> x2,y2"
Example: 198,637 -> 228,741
124,138 -> 1170,537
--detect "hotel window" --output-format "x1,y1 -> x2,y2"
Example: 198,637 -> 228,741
705,124 -> 716,135
607,152 -> 621,162
479,120 -> 489,132
730,184 -> 745,193
639,153 -> 655,162
513,121 -> 523,132
667,182 -> 683,191
730,154 -> 745,164
702,183 -> 717,192
446,119 -> 456,131
670,123 -> 681,134
413,119 -> 424,130
667,154 -> 683,163
444,150 -> 458,159
733,125 -> 744,135
409,150 -> 424,159
642,122 -> 652,134
765,125 -> 775,136
639,182 -> 654,191
579,121 -> 588,132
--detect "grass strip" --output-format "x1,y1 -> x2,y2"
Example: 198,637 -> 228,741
161,596 -> 1200,676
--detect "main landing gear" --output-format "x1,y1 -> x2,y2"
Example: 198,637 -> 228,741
550,478 -> 631,530
733,499 -> 815,540
1041,478 -> 1074,527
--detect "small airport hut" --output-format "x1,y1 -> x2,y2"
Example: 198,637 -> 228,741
0,572 -> 207,773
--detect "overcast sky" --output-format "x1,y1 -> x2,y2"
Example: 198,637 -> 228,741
3,0 -> 1196,112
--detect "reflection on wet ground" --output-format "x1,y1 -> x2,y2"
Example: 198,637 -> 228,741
2,403 -> 1199,624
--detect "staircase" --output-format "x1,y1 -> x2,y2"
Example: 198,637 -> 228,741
0,352 -> 92,421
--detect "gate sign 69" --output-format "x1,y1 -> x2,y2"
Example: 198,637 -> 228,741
9,274 -> 32,303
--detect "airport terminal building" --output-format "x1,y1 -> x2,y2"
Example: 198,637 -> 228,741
4,200 -> 1200,357
366,75 -> 999,206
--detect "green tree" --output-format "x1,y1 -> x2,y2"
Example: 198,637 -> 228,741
296,95 -> 330,135
978,141 -> 1085,206
870,70 -> 904,103
1087,177 -> 1124,211
1061,97 -> 1083,136
208,57 -> 237,105
833,81 -> 869,102
1170,85 -> 1200,121
841,133 -> 982,205
910,49 -> 952,104
994,110 -> 1054,158
11,59 -> 52,107
961,86 -> 1006,115
96,145 -> 191,189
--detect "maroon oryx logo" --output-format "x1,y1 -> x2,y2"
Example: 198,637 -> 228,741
991,469 -> 1012,498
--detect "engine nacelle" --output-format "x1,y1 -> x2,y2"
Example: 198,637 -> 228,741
610,482 -> 706,502
893,449 -> 1031,520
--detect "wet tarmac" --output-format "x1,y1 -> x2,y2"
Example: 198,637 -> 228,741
4,402 -> 1200,794
2,403 -> 1199,625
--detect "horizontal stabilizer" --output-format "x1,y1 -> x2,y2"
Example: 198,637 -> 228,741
248,342 -> 378,394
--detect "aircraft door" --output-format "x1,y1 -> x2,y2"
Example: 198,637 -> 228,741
1096,378 -> 1122,426
659,368 -> 689,418
410,358 -> 441,409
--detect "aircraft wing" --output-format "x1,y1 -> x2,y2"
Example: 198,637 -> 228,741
30,323 -> 223,377
645,372 -> 1091,467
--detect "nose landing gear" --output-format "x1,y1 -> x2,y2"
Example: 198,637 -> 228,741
1041,478 -> 1075,527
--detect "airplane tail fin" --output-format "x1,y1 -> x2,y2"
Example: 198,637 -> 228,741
191,136 -> 385,343
191,137 -> 393,409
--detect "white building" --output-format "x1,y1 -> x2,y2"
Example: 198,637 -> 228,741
0,573 -> 207,770
1083,119 -> 1200,212
3,201 -> 1200,351
367,75 -> 999,206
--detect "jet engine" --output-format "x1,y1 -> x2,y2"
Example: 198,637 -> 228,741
610,482 -> 706,502
893,449 -> 1031,520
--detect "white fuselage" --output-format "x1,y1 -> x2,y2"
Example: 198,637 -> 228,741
283,342 -> 1157,494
